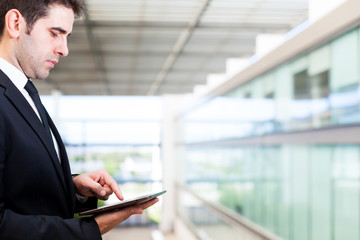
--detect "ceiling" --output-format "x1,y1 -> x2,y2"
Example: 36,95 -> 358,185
36,0 -> 308,96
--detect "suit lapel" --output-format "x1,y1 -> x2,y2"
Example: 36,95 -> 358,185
0,71 -> 68,193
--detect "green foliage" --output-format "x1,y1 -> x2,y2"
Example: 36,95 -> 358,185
147,208 -> 161,224
218,184 -> 244,214
97,200 -> 105,208
69,150 -> 152,176
72,156 -> 85,162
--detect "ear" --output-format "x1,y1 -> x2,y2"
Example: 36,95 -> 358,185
4,9 -> 25,39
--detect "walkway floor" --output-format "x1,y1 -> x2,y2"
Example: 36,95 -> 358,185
103,226 -> 177,240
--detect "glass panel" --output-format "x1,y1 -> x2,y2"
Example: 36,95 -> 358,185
274,64 -> 293,131
291,56 -> 308,74
251,78 -> 264,98
182,144 -> 360,240
289,57 -> 313,131
180,26 -> 360,239
330,30 -> 359,90
263,73 -> 275,98
308,45 -> 331,129
308,45 -> 330,76
329,29 -> 360,125
291,146 -> 310,240
310,146 -> 332,240
277,146 -> 291,239
294,70 -> 310,99
179,190 -> 263,240
310,70 -> 330,128
182,26 -> 360,143
260,147 -> 278,233
333,146 -> 360,240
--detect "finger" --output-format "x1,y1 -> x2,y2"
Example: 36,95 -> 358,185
102,184 -> 112,195
124,198 -> 159,214
113,198 -> 159,217
137,198 -> 159,210
98,176 -> 106,186
102,173 -> 123,200
94,175 -> 101,183
92,174 -> 110,197
98,184 -> 113,199
123,205 -> 144,215
97,194 -> 110,201
85,178 -> 107,198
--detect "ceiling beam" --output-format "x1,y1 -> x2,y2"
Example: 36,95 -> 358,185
76,20 -> 292,32
147,0 -> 212,95
65,50 -> 254,58
83,4 -> 111,95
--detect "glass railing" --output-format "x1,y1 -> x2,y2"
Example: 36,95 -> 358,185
180,144 -> 360,240
178,185 -> 283,240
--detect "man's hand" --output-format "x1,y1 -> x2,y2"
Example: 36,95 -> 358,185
72,169 -> 123,201
95,198 -> 159,235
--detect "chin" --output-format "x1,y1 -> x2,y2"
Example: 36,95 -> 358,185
35,72 -> 50,80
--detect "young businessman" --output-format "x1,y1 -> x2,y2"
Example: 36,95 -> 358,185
0,0 -> 158,239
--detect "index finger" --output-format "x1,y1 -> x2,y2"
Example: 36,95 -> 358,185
102,172 -> 123,200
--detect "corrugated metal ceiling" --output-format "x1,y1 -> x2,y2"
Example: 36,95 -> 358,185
37,0 -> 308,96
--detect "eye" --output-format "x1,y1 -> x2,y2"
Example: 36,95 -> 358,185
50,31 -> 58,37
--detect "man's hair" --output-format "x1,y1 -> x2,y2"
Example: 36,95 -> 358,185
0,0 -> 84,38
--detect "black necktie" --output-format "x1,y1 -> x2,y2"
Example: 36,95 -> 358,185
25,80 -> 61,164
24,80 -> 52,137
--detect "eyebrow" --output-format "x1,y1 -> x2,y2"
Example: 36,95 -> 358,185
50,27 -> 72,36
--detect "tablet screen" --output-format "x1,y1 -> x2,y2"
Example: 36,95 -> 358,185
79,190 -> 167,216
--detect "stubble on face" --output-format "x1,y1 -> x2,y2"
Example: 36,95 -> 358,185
16,33 -> 51,80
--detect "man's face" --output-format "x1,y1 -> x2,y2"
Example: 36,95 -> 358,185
16,4 -> 74,79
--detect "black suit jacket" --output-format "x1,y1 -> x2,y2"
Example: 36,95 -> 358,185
0,70 -> 101,240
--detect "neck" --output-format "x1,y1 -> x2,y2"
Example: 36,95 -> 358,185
0,38 -> 24,76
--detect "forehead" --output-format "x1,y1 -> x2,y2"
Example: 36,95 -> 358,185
34,4 -> 75,32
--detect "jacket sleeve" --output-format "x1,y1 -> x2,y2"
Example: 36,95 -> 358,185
0,115 -> 101,240
71,174 -> 99,213
0,208 -> 102,240
75,195 -> 98,213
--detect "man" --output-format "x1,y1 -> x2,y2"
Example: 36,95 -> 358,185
0,0 -> 158,239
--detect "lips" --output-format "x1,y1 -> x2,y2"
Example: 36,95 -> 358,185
47,59 -> 58,68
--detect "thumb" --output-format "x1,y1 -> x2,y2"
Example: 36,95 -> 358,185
88,179 -> 106,197
125,206 -> 143,215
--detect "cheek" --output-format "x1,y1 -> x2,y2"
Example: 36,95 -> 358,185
16,38 -> 45,77
26,33 -> 54,57
19,35 -> 38,57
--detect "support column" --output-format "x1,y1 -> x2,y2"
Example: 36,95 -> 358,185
160,94 -> 192,233
51,89 -> 62,125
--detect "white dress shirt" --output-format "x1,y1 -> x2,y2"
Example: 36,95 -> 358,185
0,57 -> 60,161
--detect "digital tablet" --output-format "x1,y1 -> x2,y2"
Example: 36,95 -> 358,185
79,190 -> 167,216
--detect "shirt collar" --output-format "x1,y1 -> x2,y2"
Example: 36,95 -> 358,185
0,57 -> 28,91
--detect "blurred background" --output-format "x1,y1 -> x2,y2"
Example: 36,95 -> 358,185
38,0 -> 360,239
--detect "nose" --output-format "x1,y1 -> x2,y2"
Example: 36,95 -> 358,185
55,38 -> 69,57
